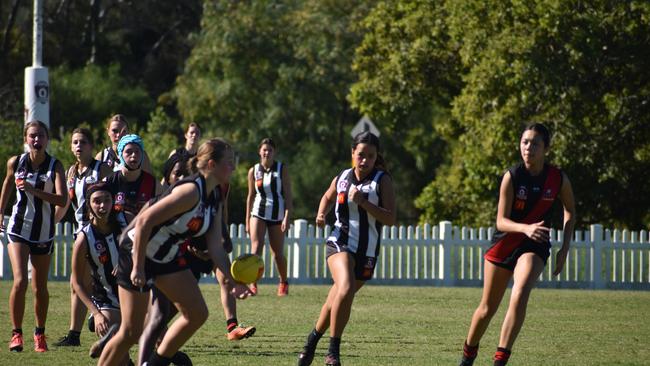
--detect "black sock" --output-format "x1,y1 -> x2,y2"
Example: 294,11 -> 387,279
463,340 -> 479,359
34,327 -> 45,335
226,317 -> 238,332
304,328 -> 324,350
327,337 -> 341,356
147,351 -> 172,366
12,328 -> 22,335
68,330 -> 81,339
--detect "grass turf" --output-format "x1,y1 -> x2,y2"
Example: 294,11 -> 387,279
0,281 -> 648,365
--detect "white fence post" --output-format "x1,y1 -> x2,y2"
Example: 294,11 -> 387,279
591,224 -> 604,289
439,221 -> 453,286
293,219 -> 308,283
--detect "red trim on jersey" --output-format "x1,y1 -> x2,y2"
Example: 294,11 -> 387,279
485,166 -> 562,263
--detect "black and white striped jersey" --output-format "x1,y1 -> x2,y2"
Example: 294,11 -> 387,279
7,153 -> 58,242
99,146 -> 121,172
67,159 -> 103,231
126,174 -> 219,264
327,168 -> 385,257
251,161 -> 285,221
81,223 -> 120,308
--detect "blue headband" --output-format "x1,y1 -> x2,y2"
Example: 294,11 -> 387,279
117,134 -> 144,169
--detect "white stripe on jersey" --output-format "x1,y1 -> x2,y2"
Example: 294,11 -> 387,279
70,160 -> 102,231
128,176 -> 216,264
8,153 -> 57,242
328,168 -> 384,257
251,162 -> 285,221
85,226 -> 120,308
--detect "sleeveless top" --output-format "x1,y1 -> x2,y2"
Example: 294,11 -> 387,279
100,146 -> 121,172
487,163 -> 563,257
105,171 -> 156,228
251,161 -> 285,221
7,153 -> 58,242
67,159 -> 103,231
126,174 -> 220,264
81,223 -> 120,308
327,168 -> 385,257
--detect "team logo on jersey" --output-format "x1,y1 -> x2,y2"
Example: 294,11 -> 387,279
186,217 -> 203,232
15,168 -> 26,179
254,170 -> 263,180
516,186 -> 527,200
338,179 -> 349,191
95,242 -> 104,251
337,192 -> 346,204
256,179 -> 263,188
514,199 -> 525,210
542,188 -> 554,201
85,176 -> 97,185
39,173 -> 51,182
362,257 -> 375,278
272,172 -> 279,178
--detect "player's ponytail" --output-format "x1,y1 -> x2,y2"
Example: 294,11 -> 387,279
188,155 -> 199,174
192,138 -> 231,174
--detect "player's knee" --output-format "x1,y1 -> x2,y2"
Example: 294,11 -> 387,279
120,325 -> 143,345
185,302 -> 208,326
12,276 -> 28,293
476,302 -> 498,319
32,285 -> 49,299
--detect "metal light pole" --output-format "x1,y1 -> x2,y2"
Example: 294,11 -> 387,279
24,0 -> 49,127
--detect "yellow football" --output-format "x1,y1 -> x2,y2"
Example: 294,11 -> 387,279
230,254 -> 264,284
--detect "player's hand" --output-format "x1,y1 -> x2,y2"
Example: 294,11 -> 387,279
15,179 -> 34,192
316,213 -> 326,228
553,247 -> 569,276
524,221 -> 550,243
130,267 -> 145,288
231,283 -> 252,299
349,186 -> 366,205
281,217 -> 289,233
94,312 -> 109,337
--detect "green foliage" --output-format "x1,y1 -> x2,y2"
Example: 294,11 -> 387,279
140,107 -> 181,177
50,64 -> 154,141
177,0 -> 375,220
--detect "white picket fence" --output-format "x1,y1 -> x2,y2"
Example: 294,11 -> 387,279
1,219 -> 649,290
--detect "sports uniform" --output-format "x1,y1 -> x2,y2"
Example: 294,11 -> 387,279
485,163 -> 563,271
67,159 -> 103,232
115,174 -> 220,292
251,161 -> 285,225
79,223 -> 121,310
6,153 -> 59,254
105,170 -> 156,228
99,146 -> 121,172
326,167 -> 386,281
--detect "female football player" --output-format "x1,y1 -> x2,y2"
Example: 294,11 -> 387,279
297,131 -> 396,366
458,123 -> 576,366
0,121 -> 68,352
98,138 -> 251,366
246,138 -> 293,296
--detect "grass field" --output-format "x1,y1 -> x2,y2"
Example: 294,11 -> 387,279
0,281 -> 649,365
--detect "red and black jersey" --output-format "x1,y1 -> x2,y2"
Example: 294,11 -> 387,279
105,170 -> 156,228
485,163 -> 563,264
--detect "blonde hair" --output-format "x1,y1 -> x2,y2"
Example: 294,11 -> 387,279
189,138 -> 231,173
106,114 -> 129,130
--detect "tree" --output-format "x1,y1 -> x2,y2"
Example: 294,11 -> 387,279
416,0 -> 650,228
176,0 -> 374,220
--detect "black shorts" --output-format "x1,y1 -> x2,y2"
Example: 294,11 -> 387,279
486,238 -> 550,272
8,234 -> 53,255
115,236 -> 189,292
186,254 -> 213,280
326,241 -> 378,281
252,215 -> 282,227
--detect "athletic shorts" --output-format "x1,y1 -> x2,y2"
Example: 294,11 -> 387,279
115,235 -> 189,292
485,238 -> 550,272
8,234 -> 53,255
91,298 -> 120,312
252,215 -> 282,227
326,241 -> 378,281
